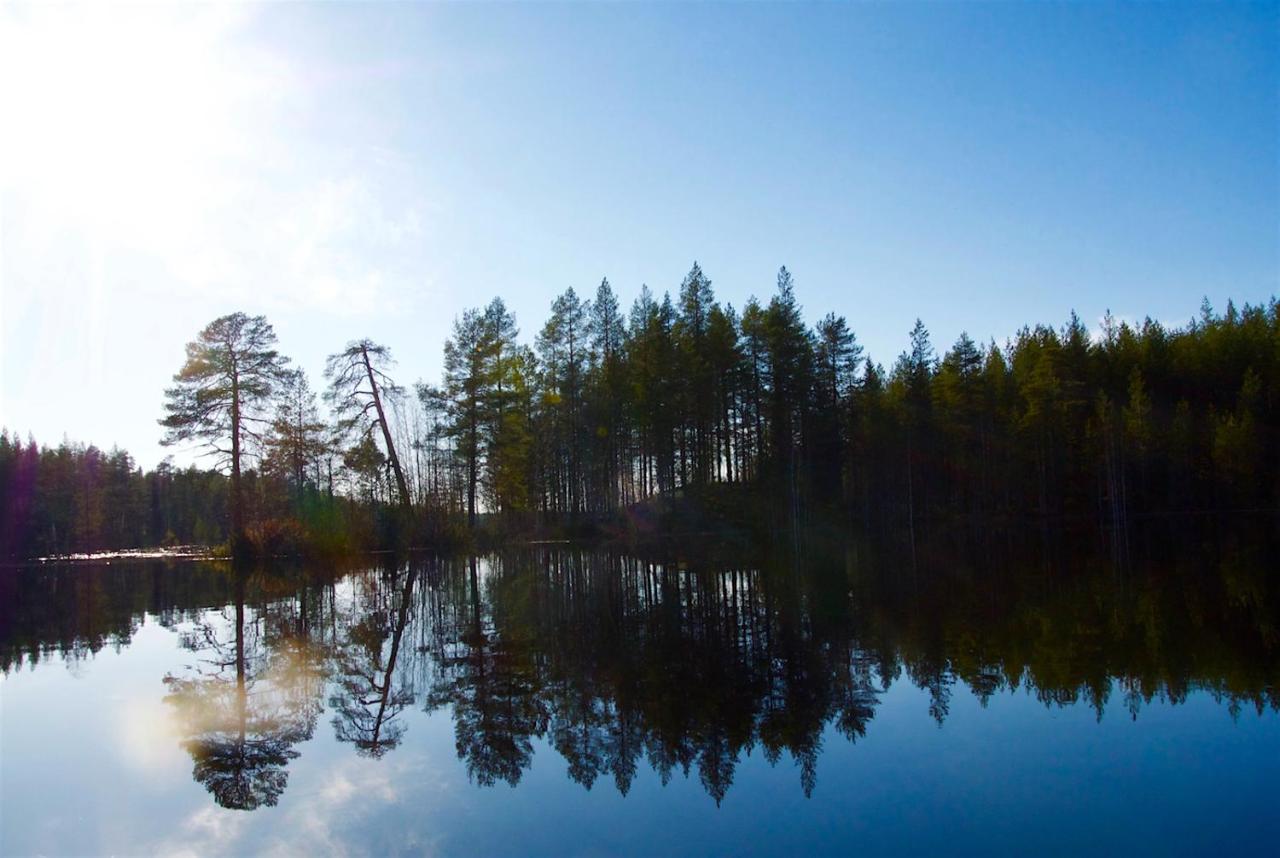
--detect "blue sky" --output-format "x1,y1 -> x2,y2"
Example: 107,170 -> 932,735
1,1 -> 1276,468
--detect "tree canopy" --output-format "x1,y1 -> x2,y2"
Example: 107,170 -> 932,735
159,312 -> 289,554
3,272 -> 1276,558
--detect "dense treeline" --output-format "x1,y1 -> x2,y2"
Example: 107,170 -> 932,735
420,269 -> 1278,534
0,435 -> 224,556
0,432 -> 381,559
2,268 -> 1276,557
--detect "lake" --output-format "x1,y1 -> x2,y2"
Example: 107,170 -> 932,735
2,529 -> 1277,855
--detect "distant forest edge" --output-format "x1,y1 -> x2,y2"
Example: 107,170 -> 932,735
2,265 -> 1277,559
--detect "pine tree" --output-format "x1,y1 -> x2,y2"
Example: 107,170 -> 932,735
266,369 -> 328,504
442,309 -> 495,527
538,288 -> 591,515
161,313 -> 290,554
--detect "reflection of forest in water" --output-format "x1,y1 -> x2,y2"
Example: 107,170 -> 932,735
2,524 -> 1278,809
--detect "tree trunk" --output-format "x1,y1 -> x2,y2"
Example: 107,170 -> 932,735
361,345 -> 412,509
230,364 -> 245,555
468,408 -> 478,529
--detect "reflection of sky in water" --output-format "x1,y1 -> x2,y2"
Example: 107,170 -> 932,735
2,557 -> 1278,856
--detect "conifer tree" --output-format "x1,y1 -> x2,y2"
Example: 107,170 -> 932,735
161,312 -> 290,554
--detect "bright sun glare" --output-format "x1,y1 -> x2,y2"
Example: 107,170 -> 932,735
1,3 -> 268,247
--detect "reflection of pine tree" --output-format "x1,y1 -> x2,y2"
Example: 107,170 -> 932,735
447,652 -> 547,788
164,574 -> 324,811
906,658 -> 954,727
426,557 -> 547,787
696,728 -> 736,806
551,688 -> 609,790
833,650 -> 881,742
602,703 -> 644,796
168,679 -> 300,810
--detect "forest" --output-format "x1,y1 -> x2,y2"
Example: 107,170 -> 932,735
2,264 -> 1276,559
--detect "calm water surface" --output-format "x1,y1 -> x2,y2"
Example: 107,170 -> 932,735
2,535 -> 1277,856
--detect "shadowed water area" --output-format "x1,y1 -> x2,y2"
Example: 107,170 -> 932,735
2,527 -> 1278,855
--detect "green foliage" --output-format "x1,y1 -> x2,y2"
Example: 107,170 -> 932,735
0,433 -> 226,557
6,285 -> 1278,558
159,312 -> 290,553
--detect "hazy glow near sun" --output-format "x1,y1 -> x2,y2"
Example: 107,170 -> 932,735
1,4 -> 278,250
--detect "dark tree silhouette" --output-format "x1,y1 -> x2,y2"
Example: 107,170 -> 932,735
6,282 -> 1278,559
159,313 -> 290,555
326,340 -> 413,509
8,531 -> 1280,806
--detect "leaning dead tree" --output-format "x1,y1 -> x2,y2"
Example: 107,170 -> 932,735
325,339 -> 413,509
